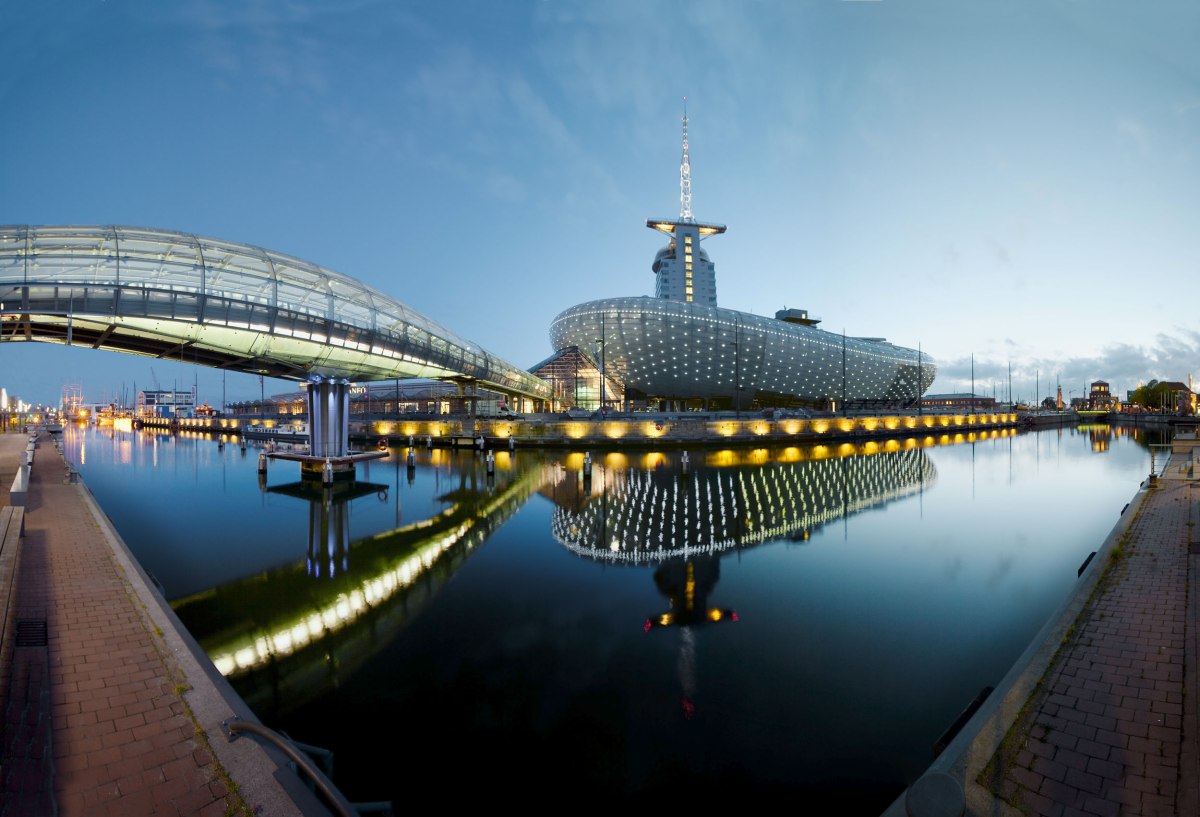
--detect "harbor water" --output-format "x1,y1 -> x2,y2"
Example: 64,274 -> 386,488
60,421 -> 1165,812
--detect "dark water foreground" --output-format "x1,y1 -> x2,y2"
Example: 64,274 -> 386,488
62,422 -> 1163,812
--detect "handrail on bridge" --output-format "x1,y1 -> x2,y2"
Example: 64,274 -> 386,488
221,717 -> 392,816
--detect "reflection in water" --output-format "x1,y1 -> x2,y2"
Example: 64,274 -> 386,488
549,446 -> 937,559
644,556 -> 737,720
265,479 -> 391,578
1080,423 -> 1113,453
65,422 -> 1164,808
545,445 -> 937,720
172,457 -> 548,714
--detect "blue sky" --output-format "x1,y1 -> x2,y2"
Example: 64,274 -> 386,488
2,0 -> 1197,408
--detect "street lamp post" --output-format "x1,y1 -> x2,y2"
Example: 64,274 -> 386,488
594,339 -> 605,413
841,329 -> 847,418
595,312 -> 607,413
734,317 -> 741,419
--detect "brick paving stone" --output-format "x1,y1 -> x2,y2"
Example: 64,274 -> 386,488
0,432 -> 250,816
976,477 -> 1199,817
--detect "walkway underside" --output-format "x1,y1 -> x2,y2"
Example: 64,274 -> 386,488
0,297 -> 546,404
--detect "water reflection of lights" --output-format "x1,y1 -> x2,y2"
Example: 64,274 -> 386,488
199,468 -> 546,678
549,446 -> 937,563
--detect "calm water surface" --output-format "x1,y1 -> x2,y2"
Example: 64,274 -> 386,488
62,422 -> 1163,812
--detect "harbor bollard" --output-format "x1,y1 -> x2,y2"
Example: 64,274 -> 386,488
486,450 -> 495,474
509,436 -> 515,451
322,460 -> 333,485
682,451 -> 690,473
476,435 -> 485,450
426,435 -> 433,449
257,452 -> 268,474
407,448 -> 415,468
583,452 -> 592,478
240,437 -> 247,451
408,436 -> 414,448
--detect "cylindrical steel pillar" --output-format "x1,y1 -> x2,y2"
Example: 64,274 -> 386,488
306,378 -> 351,458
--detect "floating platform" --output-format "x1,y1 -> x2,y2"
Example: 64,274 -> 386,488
266,450 -> 388,481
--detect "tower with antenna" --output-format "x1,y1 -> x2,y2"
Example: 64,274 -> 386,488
646,98 -> 727,306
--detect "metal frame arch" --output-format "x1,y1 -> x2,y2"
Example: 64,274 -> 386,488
0,224 -> 551,401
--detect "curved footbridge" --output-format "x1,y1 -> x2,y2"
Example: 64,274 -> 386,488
0,224 -> 552,476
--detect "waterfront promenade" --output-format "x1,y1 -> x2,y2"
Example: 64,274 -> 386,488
887,436 -> 1200,816
0,430 -> 341,816
2,423 -> 1197,815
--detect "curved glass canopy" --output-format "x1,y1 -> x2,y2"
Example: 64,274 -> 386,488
0,225 -> 550,399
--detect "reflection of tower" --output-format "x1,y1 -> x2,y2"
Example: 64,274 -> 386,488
644,555 -> 737,719
549,448 -> 939,718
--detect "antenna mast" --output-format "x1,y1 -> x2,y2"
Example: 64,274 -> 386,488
679,97 -> 694,223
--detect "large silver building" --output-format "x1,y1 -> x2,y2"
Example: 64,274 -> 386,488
547,111 -> 936,411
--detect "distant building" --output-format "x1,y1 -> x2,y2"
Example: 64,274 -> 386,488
137,389 -> 196,419
918,393 -> 996,411
1158,381 -> 1196,414
1088,381 -> 1115,411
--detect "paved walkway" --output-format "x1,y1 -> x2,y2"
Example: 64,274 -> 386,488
887,451 -> 1200,816
0,430 -> 330,816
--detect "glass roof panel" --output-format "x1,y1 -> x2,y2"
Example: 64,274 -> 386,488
1,225 -> 551,397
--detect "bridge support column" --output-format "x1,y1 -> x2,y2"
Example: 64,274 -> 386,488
306,377 -> 351,458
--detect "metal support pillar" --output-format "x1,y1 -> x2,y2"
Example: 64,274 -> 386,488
306,377 -> 351,458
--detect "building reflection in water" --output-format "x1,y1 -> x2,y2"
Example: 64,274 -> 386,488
1079,423 -> 1113,453
171,434 -> 1007,720
542,443 -> 938,717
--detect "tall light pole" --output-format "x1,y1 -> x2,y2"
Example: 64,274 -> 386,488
917,342 -> 923,416
735,316 -> 742,419
594,337 -> 605,411
841,329 -> 847,417
594,312 -> 606,413
970,353 -> 975,414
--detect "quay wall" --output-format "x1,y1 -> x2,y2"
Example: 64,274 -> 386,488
140,412 -> 1020,449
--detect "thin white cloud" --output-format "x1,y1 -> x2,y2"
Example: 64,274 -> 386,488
1116,116 -> 1152,154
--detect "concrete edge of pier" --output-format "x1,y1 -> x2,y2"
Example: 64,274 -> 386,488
881,473 -> 1154,817
67,456 -> 339,815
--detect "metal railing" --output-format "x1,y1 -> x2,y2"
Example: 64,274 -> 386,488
1148,443 -> 1174,479
222,717 -> 392,816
